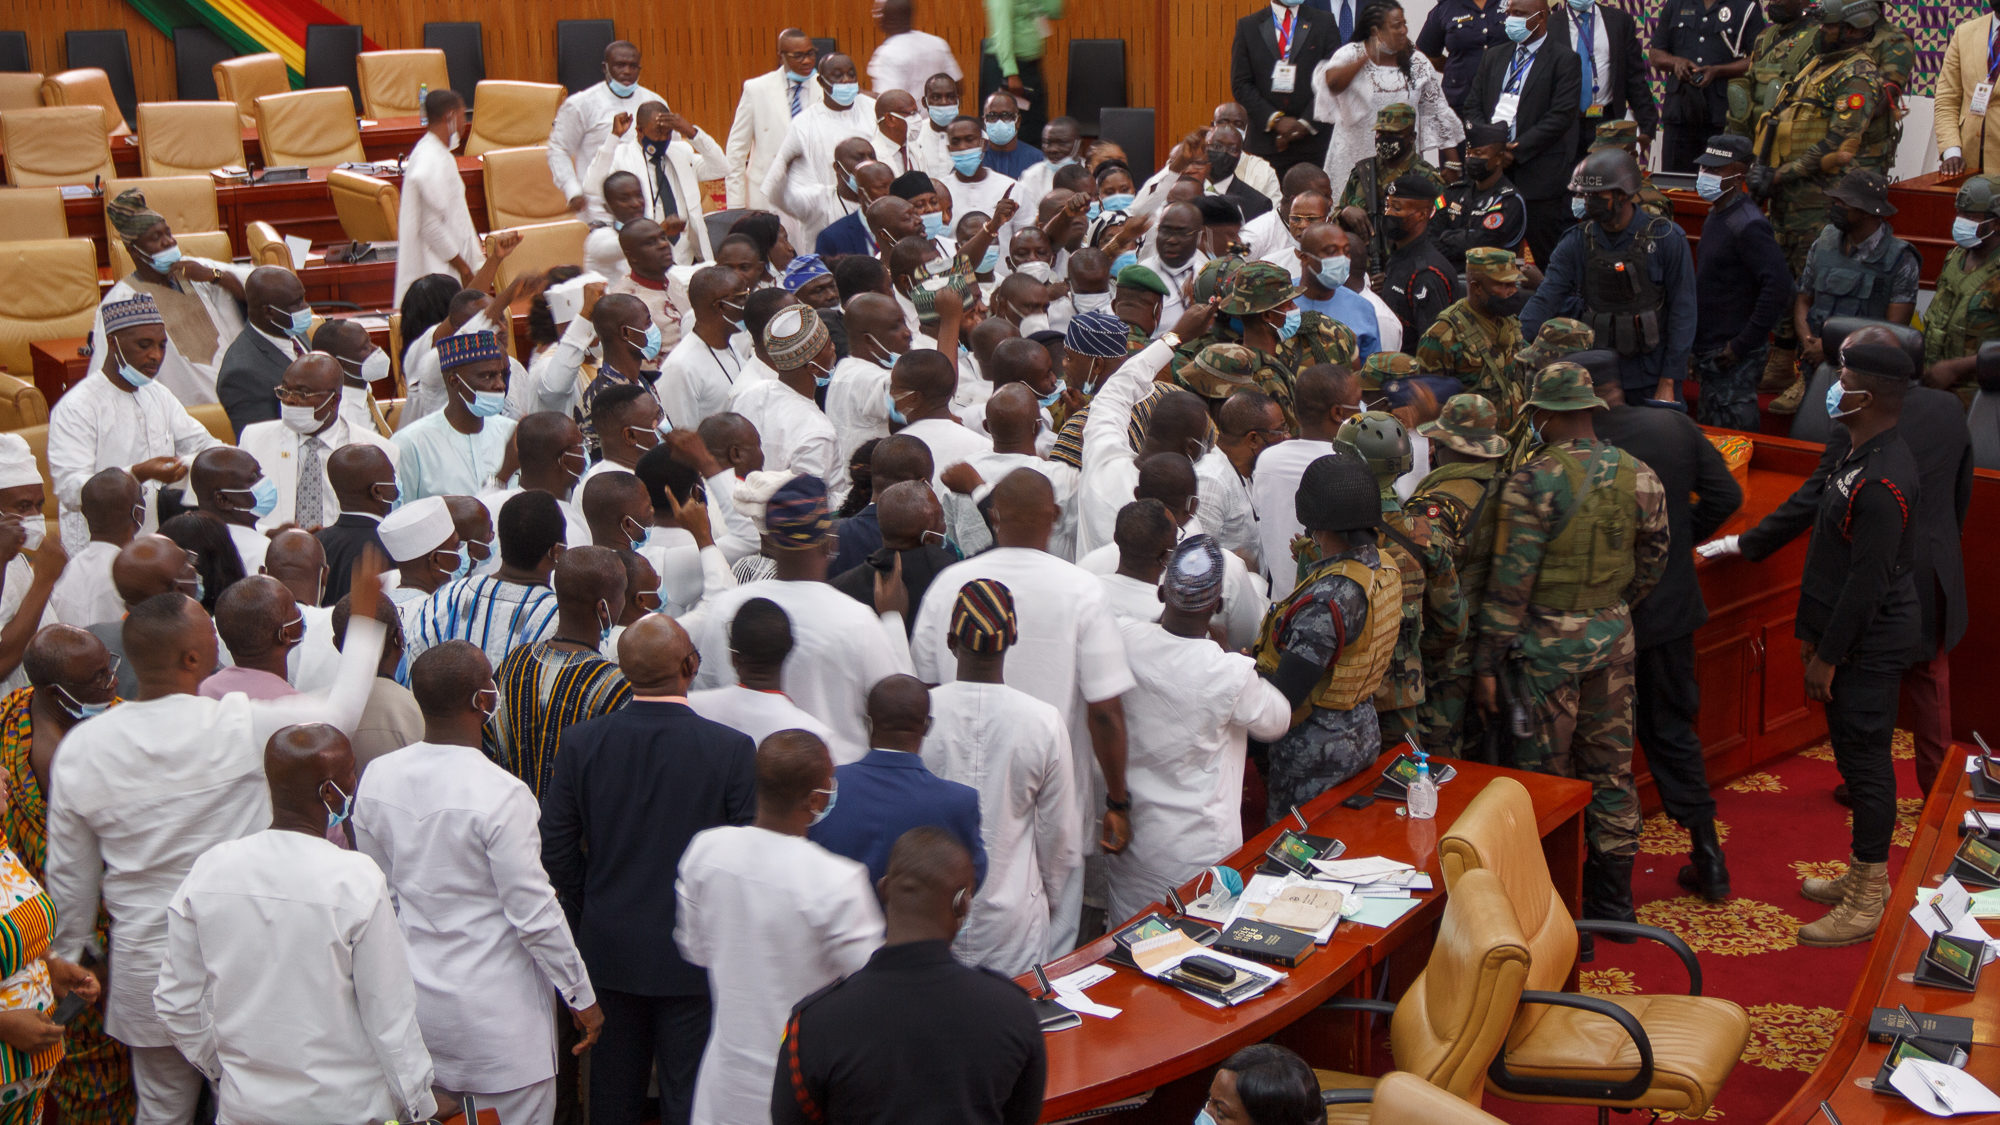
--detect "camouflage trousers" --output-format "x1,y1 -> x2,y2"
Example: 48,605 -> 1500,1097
1378,705 -> 1422,752
1510,656 -> 1642,858
1415,668 -> 1474,758
1769,187 -> 1825,353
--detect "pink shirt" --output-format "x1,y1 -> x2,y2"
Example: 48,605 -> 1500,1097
197,666 -> 298,702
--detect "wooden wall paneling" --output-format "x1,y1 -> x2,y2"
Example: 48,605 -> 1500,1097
16,0 -> 178,103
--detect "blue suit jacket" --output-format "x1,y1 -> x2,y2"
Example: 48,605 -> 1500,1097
815,212 -> 876,259
809,749 -> 987,886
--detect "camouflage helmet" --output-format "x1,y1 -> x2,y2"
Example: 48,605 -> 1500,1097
1178,343 -> 1259,399
1818,0 -> 1879,28
1359,351 -> 1417,394
1525,361 -> 1610,413
1568,148 -> 1642,195
1417,393 -> 1509,459
1296,448 -> 1381,533
1957,176 -> 2000,217
1336,410 -> 1414,482
1193,256 -> 1242,305
1217,260 -> 1304,316
1589,119 -> 1643,152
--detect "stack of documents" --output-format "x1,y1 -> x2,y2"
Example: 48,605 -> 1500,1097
1128,929 -> 1284,1008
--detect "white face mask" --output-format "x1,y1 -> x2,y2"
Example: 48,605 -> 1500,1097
1072,290 -> 1113,314
360,349 -> 391,383
1017,312 -> 1053,335
280,402 -> 325,434
14,518 -> 43,552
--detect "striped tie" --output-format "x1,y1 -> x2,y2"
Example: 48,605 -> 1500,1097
790,82 -> 802,118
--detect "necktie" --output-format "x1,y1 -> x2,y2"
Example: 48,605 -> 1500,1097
789,82 -> 802,117
1338,0 -> 1353,45
1510,46 -> 1530,92
298,435 -> 326,529
1577,11 -> 1596,111
644,142 -> 679,218
1278,10 -> 1294,59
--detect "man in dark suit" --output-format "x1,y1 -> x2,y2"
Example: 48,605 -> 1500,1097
541,614 -> 757,1125
831,480 -> 960,636
1202,123 -> 1276,223
809,674 -> 986,885
1231,0 -> 1343,174
1546,0 -> 1658,162
215,266 -> 312,437
315,444 -> 398,603
1583,352 -> 1743,902
1467,0 -> 1583,266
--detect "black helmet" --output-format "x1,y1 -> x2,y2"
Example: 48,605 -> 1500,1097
1296,450 -> 1381,533
1568,149 -> 1641,196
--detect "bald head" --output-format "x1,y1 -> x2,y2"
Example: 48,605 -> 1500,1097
616,614 -> 698,694
988,337 -> 1050,389
410,639 -> 491,719
245,266 -> 304,333
756,729 -> 833,812
875,480 -> 941,550
213,575 -> 298,660
263,528 -> 326,606
985,383 -> 1042,448
969,317 -> 1017,368
990,468 -> 1057,548
881,825 -> 976,936
890,349 -> 956,407
190,446 -> 259,513
871,435 -> 935,493
866,673 -> 931,738
21,623 -> 107,699
265,723 -> 355,828
327,444 -> 397,512
845,292 -> 903,338
123,592 -> 214,685
1142,390 -> 1212,458
1134,452 -> 1199,518
112,533 -> 192,606
81,467 -> 142,542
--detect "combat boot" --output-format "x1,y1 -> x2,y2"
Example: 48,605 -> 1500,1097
1798,860 -> 1890,947
1768,378 -> 1807,415
1760,345 -> 1797,392
1583,852 -> 1638,941
1801,855 -> 1858,905
1676,820 -> 1731,901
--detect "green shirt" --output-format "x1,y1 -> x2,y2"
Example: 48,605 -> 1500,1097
984,0 -> 1063,72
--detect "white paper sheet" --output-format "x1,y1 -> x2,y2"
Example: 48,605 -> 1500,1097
1889,1058 -> 2000,1115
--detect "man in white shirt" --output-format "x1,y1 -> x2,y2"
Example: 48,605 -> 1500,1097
942,117 -> 1017,224
767,135 -> 884,253
312,318 -> 398,439
870,90 -> 924,177
92,187 -> 250,407
938,383 -> 1078,559
658,266 -> 752,429
51,468 -> 142,628
889,350 -> 988,491
1104,535 -> 1291,923
1212,102 -> 1284,203
687,596 -> 838,750
1243,165 -> 1331,264
156,723 -> 439,1125
868,0 -> 960,98
1199,389 -> 1285,570
608,221 -> 691,356
585,101 -> 730,266
728,305 -> 844,500
759,53 -> 880,206
355,640 -> 603,1124
477,411 -> 591,548
1136,202 -> 1210,339
1007,117 -> 1083,240
47,569 -> 386,1124
725,29 -> 821,212
910,74 -> 962,179
1095,497 -> 1177,624
824,294 -> 907,470
675,729 -> 883,1125
1251,363 -> 1362,597
920,578 -> 1079,976
188,446 -> 275,573
393,332 -> 516,502
393,89 -> 483,305
630,446 -> 739,618
548,40 -> 665,221
1076,332 -> 1215,555
49,295 -> 224,554
908,469 -> 1135,953
239,353 -> 398,533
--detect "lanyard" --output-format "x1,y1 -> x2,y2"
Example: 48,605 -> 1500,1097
1989,20 -> 2000,82
1505,46 -> 1534,93
1275,9 -> 1294,60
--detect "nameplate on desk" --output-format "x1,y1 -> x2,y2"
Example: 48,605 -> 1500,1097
1973,761 -> 2000,802
252,166 -> 308,184
1261,829 -> 1344,877
1373,754 -> 1457,800
1914,932 -> 1985,992
1947,833 -> 2000,890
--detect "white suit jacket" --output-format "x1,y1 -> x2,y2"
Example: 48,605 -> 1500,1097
724,68 -> 794,211
239,416 -> 398,532
585,128 -> 731,266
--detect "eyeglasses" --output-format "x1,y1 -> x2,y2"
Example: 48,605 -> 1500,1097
274,386 -> 337,407
71,653 -> 120,691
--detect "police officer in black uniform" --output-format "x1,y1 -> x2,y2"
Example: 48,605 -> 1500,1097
1647,0 -> 1766,171
1418,0 -> 1515,113
1377,172 -> 1463,344
1435,121 -> 1530,270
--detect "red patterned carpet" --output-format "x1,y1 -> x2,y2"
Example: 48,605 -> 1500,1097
1482,734 -> 1925,1124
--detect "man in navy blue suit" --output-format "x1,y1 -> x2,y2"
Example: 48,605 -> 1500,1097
809,674 -> 987,885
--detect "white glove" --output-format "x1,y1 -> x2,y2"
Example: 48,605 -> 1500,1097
1695,535 -> 1740,560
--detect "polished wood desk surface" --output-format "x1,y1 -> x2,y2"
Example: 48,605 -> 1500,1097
1024,753 -> 1590,1121
0,115 -> 428,182
1773,745 -> 2000,1123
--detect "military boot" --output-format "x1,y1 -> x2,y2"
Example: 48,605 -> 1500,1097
1768,378 -> 1808,415
1676,820 -> 1731,901
1760,345 -> 1797,392
1798,859 -> 1890,947
1801,855 -> 1859,906
1583,852 -> 1639,941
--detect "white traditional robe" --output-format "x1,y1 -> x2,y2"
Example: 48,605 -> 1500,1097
393,132 -> 483,305
546,81 -> 668,222
391,412 -> 516,502
656,330 -> 750,431
686,684 -> 836,752
724,379 -> 843,504
47,370 -> 225,553
1075,338 -> 1176,555
49,539 -> 123,628
88,263 -> 251,407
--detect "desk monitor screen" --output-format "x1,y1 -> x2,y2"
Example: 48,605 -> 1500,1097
1266,830 -> 1319,876
1115,914 -> 1173,949
1962,834 -> 2000,878
1929,933 -> 1980,983
1886,1036 -> 1946,1068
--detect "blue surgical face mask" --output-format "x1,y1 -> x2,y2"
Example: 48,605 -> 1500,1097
1086,201 -> 1102,223
922,211 -> 949,239
628,323 -> 663,361
113,341 -> 155,389
322,780 -> 354,831
978,245 -> 1001,274
1037,379 -> 1067,409
455,375 -> 508,418
1505,14 -> 1535,41
1315,256 -> 1352,290
1954,216 -> 1991,249
868,334 -> 902,370
275,304 -> 312,339
143,244 -> 182,273
438,543 -> 472,582
811,361 -> 833,388
1102,192 -> 1136,213
1695,171 -> 1727,202
1572,196 -> 1588,219
810,782 -> 839,826
52,684 -> 111,723
1826,378 -> 1868,419
828,81 -> 861,107
884,389 -> 909,424
784,67 -> 810,85
985,119 -> 1018,146
928,104 -> 956,127
950,148 -> 984,176
1274,307 -> 1303,341
1111,250 -> 1139,276
1195,1111 -> 1220,1125
231,477 -> 279,519
607,78 -> 638,97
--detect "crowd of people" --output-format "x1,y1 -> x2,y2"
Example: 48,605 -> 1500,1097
0,0 -> 1989,1120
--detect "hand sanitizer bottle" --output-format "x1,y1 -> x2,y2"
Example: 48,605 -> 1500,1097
418,82 -> 429,125
1407,750 -> 1437,820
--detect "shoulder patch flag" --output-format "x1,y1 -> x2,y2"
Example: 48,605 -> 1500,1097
1846,93 -> 1866,110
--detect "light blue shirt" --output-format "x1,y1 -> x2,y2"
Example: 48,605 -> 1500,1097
1298,289 -> 1382,361
390,411 -> 517,502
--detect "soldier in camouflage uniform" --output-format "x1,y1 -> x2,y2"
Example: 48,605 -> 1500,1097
1752,0 -> 1882,279
1590,121 -> 1673,222
1337,412 -> 1465,748
1415,248 -> 1529,428
1921,176 -> 2000,406
1857,16 -> 1915,171
1726,0 -> 1816,141
1339,103 -> 1444,279
1474,362 -> 1670,933
1408,394 -> 1511,758
1500,317 -> 1595,468
1164,260 -> 1359,429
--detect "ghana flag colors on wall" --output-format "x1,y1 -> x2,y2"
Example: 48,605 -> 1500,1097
123,0 -> 379,85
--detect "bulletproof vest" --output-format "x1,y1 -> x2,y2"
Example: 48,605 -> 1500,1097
1374,512 -> 1430,712
1418,467 -> 1502,599
1581,218 -> 1667,357
1762,49 -> 1861,167
1730,20 -> 1815,137
1923,247 -> 2000,367
1254,553 -> 1403,718
1531,445 -> 1638,613
1804,225 -> 1915,334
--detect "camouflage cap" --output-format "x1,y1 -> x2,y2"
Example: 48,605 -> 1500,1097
1116,262 -> 1170,296
1588,119 -> 1642,152
1416,393 -> 1509,459
1359,351 -> 1417,392
1194,256 -> 1243,305
1336,410 -> 1414,483
1374,102 -> 1417,132
1525,361 -> 1609,412
1956,175 -> 2000,217
1179,343 -> 1259,399
1533,316 -> 1595,351
1217,259 -> 1302,315
1466,246 -> 1522,283
1818,0 -> 1879,27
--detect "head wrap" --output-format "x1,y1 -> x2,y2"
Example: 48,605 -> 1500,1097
1162,534 -> 1226,612
0,434 -> 39,491
762,474 -> 833,549
763,306 -> 830,372
377,496 -> 454,563
436,330 -> 506,370
780,254 -> 832,293
949,578 -> 1018,653
1064,309 -> 1129,359
106,188 -> 165,243
102,294 -> 166,335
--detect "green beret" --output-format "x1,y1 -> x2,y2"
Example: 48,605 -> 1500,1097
1116,263 -> 1169,297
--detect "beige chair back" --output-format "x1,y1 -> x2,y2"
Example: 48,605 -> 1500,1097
0,73 -> 42,112
327,169 -> 399,243
245,221 -> 292,269
1,106 -> 114,188
186,403 -> 235,443
254,88 -> 364,168
464,81 -> 563,156
482,145 -> 570,229
102,175 -> 224,276
355,50 -> 451,119
214,53 -> 289,130
490,221 -> 588,288
1370,1072 -> 1507,1124
0,188 -> 64,243
39,69 -> 130,137
0,239 -> 99,376
0,372 -> 49,430
109,230 -> 234,282
137,102 -> 246,177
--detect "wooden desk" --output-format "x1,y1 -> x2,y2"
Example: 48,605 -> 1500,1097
1772,745 -> 2000,1122
29,337 -> 92,406
0,116 -> 429,183
1025,754 -> 1590,1121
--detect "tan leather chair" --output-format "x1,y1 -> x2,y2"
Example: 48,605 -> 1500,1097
39,69 -> 131,138
254,89 -> 364,168
355,50 -> 450,119
1362,1072 -> 1508,1124
481,146 -> 570,229
0,372 -> 50,430
1440,778 -> 1750,1123
0,188 -> 64,243
328,168 -> 399,243
464,81 -> 564,157
214,53 -> 289,130
1,107 -> 114,188
108,230 -> 234,282
387,311 -> 405,393
1314,867 -> 1530,1123
0,73 -> 42,112
15,424 -> 60,539
136,101 -> 246,177
488,221 -> 588,288
245,221 -> 291,269
0,239 -> 99,377
102,175 -> 223,277
186,403 -> 235,443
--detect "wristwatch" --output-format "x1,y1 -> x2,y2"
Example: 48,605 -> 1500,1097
1105,795 -> 1132,812
1158,331 -> 1182,351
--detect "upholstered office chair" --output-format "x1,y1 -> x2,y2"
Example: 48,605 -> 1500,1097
0,72 -> 40,111
108,230 -> 232,281
186,403 -> 236,443
464,81 -> 563,156
355,49 -> 451,119
555,20 -> 615,94
0,106 -> 114,187
1439,778 -> 1750,1124
327,169 -> 400,244
481,146 -> 570,229
214,53 -> 289,130
1314,867 -> 1530,1123
423,23 -> 486,108
0,189 -> 63,243
63,30 -> 137,128
1358,1072 -> 1509,1124
302,25 -> 364,113
254,88 -> 365,168
245,221 -> 292,269
489,221 -> 589,288
38,69 -> 131,138
170,26 -> 232,101
103,173 -> 221,240
0,373 -> 49,430
137,101 -> 246,177
0,239 -> 99,377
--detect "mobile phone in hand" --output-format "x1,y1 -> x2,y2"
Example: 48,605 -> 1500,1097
49,992 -> 87,1025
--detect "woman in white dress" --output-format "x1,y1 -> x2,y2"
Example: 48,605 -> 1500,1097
1310,0 -> 1464,202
